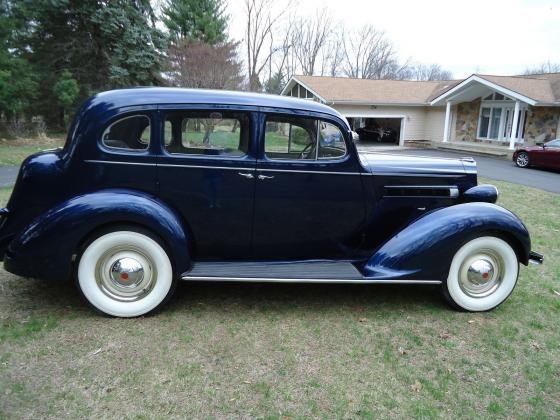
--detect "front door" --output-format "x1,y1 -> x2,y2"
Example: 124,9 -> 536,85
251,113 -> 366,260
156,107 -> 257,260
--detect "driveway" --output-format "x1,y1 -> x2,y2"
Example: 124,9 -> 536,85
359,147 -> 560,194
0,148 -> 558,193
0,166 -> 19,188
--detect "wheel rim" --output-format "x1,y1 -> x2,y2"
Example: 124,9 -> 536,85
516,153 -> 528,167
95,245 -> 157,302
458,249 -> 504,298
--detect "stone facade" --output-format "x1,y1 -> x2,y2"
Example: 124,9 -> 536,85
524,107 -> 559,144
454,99 -> 480,142
453,100 -> 560,146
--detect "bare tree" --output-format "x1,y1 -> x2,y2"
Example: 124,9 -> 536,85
321,27 -> 344,77
167,39 -> 243,89
523,62 -> 560,75
407,63 -> 453,81
341,25 -> 403,79
244,0 -> 289,91
291,9 -> 332,76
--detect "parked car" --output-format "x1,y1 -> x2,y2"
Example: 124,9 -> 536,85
513,139 -> 560,170
0,88 -> 543,317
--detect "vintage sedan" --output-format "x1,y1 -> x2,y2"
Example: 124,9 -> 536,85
0,88 -> 543,317
513,139 -> 560,170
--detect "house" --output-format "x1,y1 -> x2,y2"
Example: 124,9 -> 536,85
281,73 -> 560,151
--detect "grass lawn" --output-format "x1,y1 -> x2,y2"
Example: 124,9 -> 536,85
0,137 -> 65,166
0,178 -> 558,418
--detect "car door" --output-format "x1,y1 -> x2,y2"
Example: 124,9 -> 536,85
251,112 -> 367,260
156,106 -> 257,260
543,140 -> 560,169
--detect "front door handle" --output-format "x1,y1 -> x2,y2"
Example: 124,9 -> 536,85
238,172 -> 254,179
258,174 -> 274,180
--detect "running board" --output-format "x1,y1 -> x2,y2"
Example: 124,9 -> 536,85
181,261 -> 441,284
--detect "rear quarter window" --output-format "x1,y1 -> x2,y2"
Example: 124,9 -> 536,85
102,115 -> 150,151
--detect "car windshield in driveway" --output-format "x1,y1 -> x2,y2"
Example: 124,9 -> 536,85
545,139 -> 560,148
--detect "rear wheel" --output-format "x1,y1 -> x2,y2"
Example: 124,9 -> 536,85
77,229 -> 175,317
515,152 -> 529,168
443,236 -> 519,311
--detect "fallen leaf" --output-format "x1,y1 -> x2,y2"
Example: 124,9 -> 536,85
531,342 -> 542,351
358,317 -> 367,323
467,319 -> 475,324
411,381 -> 422,392
553,290 -> 560,297
439,331 -> 451,339
397,346 -> 406,355
91,347 -> 103,356
242,380 -> 251,384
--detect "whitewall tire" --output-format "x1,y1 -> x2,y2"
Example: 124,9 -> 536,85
444,236 -> 519,311
77,229 -> 174,317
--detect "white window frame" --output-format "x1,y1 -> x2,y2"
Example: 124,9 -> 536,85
477,99 -> 526,142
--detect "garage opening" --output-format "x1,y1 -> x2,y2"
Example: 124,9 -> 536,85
347,117 -> 403,145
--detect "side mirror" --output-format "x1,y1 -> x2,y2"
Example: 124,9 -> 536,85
536,141 -> 544,147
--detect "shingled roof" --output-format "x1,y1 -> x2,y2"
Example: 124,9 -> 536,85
285,73 -> 560,106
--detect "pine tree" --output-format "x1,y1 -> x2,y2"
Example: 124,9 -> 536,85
162,0 -> 228,44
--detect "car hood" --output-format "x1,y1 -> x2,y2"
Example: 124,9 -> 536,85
358,152 -> 476,176
516,145 -> 542,152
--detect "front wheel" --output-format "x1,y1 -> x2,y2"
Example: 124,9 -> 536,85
443,236 -> 519,311
515,152 -> 529,168
77,229 -> 175,317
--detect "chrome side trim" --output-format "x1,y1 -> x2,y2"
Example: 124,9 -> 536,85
450,186 -> 459,198
384,185 -> 459,199
84,159 -> 157,167
384,185 -> 458,189
158,163 -> 255,171
181,275 -> 442,284
371,172 -> 465,178
256,168 -> 366,176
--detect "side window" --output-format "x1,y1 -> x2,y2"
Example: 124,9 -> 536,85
102,115 -> 150,151
318,121 -> 347,159
264,116 -> 316,160
164,111 -> 248,157
264,116 -> 347,161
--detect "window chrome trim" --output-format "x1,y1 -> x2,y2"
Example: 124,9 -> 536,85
101,114 -> 151,152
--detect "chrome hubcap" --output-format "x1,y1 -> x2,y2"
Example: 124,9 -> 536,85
517,154 -> 528,166
110,257 -> 145,287
459,251 -> 503,298
96,247 -> 156,302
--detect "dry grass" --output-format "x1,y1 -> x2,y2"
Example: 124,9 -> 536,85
0,137 -> 65,166
0,179 -> 558,419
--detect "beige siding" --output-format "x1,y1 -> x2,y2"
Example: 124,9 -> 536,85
332,104 -> 429,142
425,107 -> 446,142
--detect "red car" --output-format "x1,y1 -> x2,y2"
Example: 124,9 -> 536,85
513,139 -> 560,170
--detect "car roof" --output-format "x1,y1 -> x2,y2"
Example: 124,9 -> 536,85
81,87 -> 346,123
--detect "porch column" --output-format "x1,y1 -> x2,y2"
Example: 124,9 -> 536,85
509,100 -> 520,150
443,101 -> 451,142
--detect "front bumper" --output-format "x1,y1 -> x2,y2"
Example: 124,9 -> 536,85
528,251 -> 544,265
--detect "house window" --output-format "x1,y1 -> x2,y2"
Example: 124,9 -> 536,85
477,101 -> 526,141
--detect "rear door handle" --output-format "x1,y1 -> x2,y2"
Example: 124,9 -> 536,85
258,174 -> 274,180
238,172 -> 254,179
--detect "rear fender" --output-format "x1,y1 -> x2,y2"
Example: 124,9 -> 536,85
5,189 -> 190,280
363,202 -> 531,280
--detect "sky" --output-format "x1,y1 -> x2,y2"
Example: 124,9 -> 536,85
226,0 -> 560,78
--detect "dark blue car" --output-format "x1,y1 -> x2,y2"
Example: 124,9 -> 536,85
0,88 -> 543,317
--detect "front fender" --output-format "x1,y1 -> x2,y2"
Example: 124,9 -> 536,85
363,202 -> 531,280
5,189 -> 191,280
